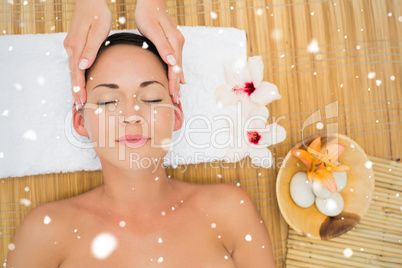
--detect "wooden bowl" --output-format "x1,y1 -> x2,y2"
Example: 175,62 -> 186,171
276,133 -> 375,240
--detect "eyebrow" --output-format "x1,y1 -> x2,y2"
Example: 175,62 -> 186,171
92,80 -> 165,91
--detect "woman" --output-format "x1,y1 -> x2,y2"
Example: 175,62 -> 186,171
7,33 -> 276,267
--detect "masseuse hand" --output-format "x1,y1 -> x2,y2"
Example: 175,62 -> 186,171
135,0 -> 185,104
65,0 -> 184,111
64,0 -> 112,110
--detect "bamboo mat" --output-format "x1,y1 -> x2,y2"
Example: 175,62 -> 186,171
286,155 -> 402,268
1,0 -> 401,266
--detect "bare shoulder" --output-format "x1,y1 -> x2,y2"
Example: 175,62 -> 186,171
173,181 -> 253,222
195,182 -> 276,268
194,182 -> 254,210
186,182 -> 261,236
6,199 -> 73,267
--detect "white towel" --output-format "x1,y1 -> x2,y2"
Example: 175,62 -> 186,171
0,26 -> 247,179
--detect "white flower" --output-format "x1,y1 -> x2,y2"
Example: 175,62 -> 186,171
224,106 -> 286,168
215,56 -> 281,111
215,55 -> 286,168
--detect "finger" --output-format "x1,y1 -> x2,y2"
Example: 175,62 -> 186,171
141,21 -> 177,68
79,19 -> 111,71
73,68 -> 87,106
72,97 -> 79,117
173,57 -> 183,101
65,43 -> 78,108
66,30 -> 91,105
176,75 -> 181,103
167,65 -> 181,103
65,41 -> 79,105
180,71 -> 186,85
159,15 -> 185,64
159,18 -> 185,99
76,22 -> 111,105
169,63 -> 181,103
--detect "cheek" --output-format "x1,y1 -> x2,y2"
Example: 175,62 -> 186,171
152,108 -> 174,136
84,109 -> 109,140
152,107 -> 174,123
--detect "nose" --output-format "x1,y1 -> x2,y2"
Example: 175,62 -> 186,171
121,114 -> 144,125
117,98 -> 148,126
123,118 -> 140,124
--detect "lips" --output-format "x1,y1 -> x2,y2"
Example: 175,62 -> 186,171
116,134 -> 150,142
116,134 -> 151,148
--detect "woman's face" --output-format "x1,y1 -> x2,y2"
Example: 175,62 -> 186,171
73,44 -> 183,166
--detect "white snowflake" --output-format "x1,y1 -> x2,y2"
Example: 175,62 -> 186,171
91,233 -> 118,259
245,234 -> 252,241
23,130 -> 37,141
210,11 -> 217,19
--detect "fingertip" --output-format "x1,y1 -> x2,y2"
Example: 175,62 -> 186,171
79,58 -> 89,70
73,96 -> 81,111
78,95 -> 84,108
166,55 -> 177,66
176,87 -> 181,104
167,84 -> 173,97
168,77 -> 175,99
180,74 -> 186,84
79,89 -> 87,104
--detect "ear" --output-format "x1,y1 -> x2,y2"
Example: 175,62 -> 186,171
173,101 -> 184,131
72,108 -> 89,137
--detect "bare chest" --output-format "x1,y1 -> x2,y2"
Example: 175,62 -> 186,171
58,203 -> 235,267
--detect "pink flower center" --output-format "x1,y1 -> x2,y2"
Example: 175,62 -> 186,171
247,131 -> 261,144
232,82 -> 256,96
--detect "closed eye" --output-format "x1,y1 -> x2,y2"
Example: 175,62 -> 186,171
97,101 -> 116,106
144,99 -> 162,103
96,99 -> 163,105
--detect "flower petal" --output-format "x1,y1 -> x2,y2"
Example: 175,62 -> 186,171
291,149 -> 313,169
307,137 -> 322,157
215,84 -> 241,106
320,143 -> 346,164
255,105 -> 269,119
241,102 -> 269,124
224,59 -> 251,85
229,104 -> 268,139
224,135 -> 249,161
258,123 -> 287,147
224,111 -> 240,138
332,164 -> 351,172
249,81 -> 281,106
311,169 -> 338,193
245,107 -> 269,130
307,171 -> 314,183
247,56 -> 264,85
249,147 -> 273,168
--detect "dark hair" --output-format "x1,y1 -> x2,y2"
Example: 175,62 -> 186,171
85,32 -> 168,81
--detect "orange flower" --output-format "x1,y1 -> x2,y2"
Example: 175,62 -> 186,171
291,136 -> 351,193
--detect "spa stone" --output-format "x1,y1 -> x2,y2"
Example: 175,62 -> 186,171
290,171 -> 315,208
315,192 -> 344,217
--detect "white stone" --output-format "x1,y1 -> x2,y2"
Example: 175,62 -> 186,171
312,180 -> 331,199
333,172 -> 347,192
315,192 -> 344,216
290,171 -> 315,208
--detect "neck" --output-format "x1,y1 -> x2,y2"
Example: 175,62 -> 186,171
97,157 -> 176,220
